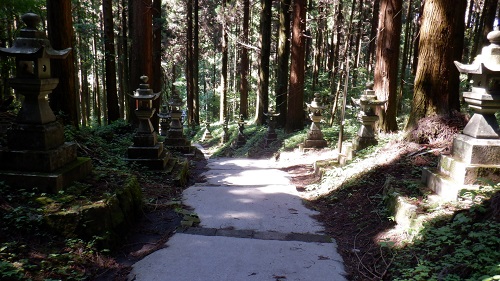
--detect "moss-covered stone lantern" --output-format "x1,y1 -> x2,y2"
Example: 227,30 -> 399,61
0,13 -> 91,192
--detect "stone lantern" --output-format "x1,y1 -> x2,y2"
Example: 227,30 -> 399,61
126,76 -> 170,169
201,122 -> 213,142
163,89 -> 192,153
304,93 -> 327,148
264,109 -> 280,147
221,116 -> 230,144
423,30 -> 500,201
235,114 -> 247,147
353,82 -> 386,151
0,13 -> 91,192
157,104 -> 170,137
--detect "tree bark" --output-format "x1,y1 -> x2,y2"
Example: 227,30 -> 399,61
275,0 -> 291,127
129,0 -> 153,126
186,0 -> 194,125
239,0 -> 250,119
256,0 -> 272,125
285,0 -> 307,133
103,0 -> 120,123
374,0 -> 402,132
46,0 -> 78,127
193,0 -> 200,124
471,0 -> 498,58
366,0 -> 380,74
406,0 -> 467,130
151,0 -> 162,131
220,0 -> 228,123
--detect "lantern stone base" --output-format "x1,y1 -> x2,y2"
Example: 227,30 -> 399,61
264,132 -> 278,147
304,139 -> 328,149
201,129 -> 213,141
126,144 -> 171,170
353,137 -> 378,151
0,157 -> 92,193
7,121 -> 65,150
423,134 -> 500,201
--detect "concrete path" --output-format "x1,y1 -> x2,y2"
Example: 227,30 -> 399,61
129,158 -> 346,281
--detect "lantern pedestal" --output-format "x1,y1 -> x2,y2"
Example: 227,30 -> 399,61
423,30 -> 500,201
264,111 -> 279,147
0,13 -> 91,192
234,115 -> 247,148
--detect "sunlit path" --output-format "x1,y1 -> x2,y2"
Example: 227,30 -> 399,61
129,158 -> 346,281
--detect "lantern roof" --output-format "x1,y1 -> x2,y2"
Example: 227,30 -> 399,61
0,13 -> 71,59
131,76 -> 160,100
455,30 -> 500,74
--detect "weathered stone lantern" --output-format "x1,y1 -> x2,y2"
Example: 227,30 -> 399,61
0,13 -> 91,192
264,109 -> 280,147
353,82 -> 386,151
157,104 -> 170,137
221,116 -> 230,144
164,89 -> 192,153
126,76 -> 169,169
235,114 -> 247,147
423,30 -> 500,200
304,93 -> 327,148
201,121 -> 213,142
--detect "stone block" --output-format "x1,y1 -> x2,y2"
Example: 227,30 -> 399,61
0,142 -> 78,172
7,121 -> 65,150
127,144 -> 166,159
452,134 -> 500,164
439,155 -> 500,185
0,157 -> 92,193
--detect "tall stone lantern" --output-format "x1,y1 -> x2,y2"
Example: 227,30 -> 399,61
163,89 -> 192,153
264,109 -> 280,147
126,76 -> 170,169
304,93 -> 327,148
423,30 -> 500,200
0,13 -> 91,192
353,82 -> 386,151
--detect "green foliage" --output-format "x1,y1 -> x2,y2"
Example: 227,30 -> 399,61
388,182 -> 500,281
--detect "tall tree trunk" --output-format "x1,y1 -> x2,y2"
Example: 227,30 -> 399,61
193,0 -> 200,124
352,0 -> 364,87
151,0 -> 162,131
275,0 -> 291,127
103,0 -> 120,123
129,0 -> 153,126
366,0 -> 380,74
374,0 -> 402,132
286,0 -> 307,133
46,0 -> 78,127
239,0 -> 250,119
398,0 -> 413,110
121,0 -> 129,119
186,0 -> 194,125
471,0 -> 498,58
256,0 -> 272,125
406,0 -> 467,130
220,0 -> 228,123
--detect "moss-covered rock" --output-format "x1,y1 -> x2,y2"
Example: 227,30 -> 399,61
41,175 -> 143,249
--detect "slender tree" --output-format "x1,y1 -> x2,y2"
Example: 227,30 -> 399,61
46,0 -> 78,127
152,0 -> 162,131
256,0 -> 272,125
187,0 -> 194,125
286,0 -> 307,133
275,0 -> 291,127
406,0 -> 467,130
220,0 -> 228,123
103,0 -> 120,123
193,0 -> 200,124
239,0 -> 250,119
373,0 -> 402,132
